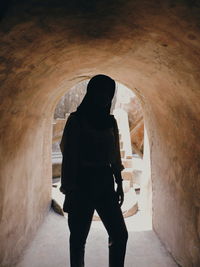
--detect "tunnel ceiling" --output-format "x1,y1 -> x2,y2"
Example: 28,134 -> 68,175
0,0 -> 200,108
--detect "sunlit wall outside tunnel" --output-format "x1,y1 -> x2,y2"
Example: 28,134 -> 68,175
52,81 -> 144,158
0,0 -> 200,266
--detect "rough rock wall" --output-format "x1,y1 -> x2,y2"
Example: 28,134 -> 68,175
0,0 -> 200,266
115,84 -> 144,155
0,114 -> 52,266
54,80 -> 88,119
126,97 -> 144,156
131,119 -> 144,157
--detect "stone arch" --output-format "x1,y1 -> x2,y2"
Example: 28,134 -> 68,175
51,79 -> 146,220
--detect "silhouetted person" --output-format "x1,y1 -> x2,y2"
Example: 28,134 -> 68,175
60,74 -> 128,267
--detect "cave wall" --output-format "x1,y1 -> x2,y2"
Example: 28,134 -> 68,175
0,0 -> 200,266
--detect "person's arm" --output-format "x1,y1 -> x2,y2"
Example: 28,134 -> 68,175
111,117 -> 125,184
111,117 -> 125,206
59,114 -> 80,194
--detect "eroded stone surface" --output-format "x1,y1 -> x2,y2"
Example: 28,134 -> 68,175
131,119 -> 144,157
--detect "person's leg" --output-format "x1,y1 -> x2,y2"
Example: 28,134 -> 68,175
67,190 -> 94,267
95,190 -> 128,267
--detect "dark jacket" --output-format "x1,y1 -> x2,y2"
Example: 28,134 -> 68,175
60,112 -> 124,193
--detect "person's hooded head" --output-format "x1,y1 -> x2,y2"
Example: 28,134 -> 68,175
76,74 -> 116,129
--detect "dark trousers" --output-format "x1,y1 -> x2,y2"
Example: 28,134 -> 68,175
64,166 -> 128,267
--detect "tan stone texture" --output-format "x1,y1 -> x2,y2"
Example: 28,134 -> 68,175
131,119 -> 144,157
115,87 -> 144,156
0,0 -> 200,266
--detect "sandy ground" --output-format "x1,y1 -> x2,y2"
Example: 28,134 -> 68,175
16,208 -> 178,267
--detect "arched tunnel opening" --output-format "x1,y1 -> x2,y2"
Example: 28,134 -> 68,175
0,0 -> 200,266
51,80 -> 150,223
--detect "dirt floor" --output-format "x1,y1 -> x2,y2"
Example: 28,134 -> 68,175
16,207 -> 178,267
